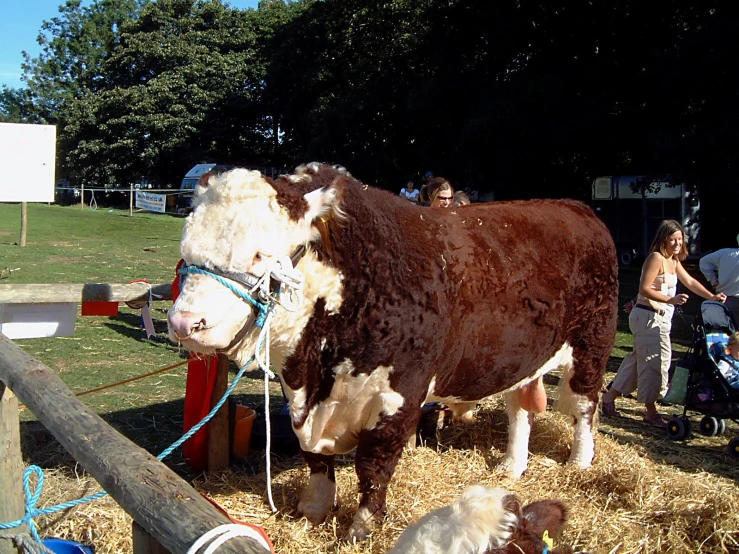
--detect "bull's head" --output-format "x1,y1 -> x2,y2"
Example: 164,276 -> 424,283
167,166 -> 344,368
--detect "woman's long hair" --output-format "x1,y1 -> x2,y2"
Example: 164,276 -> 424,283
420,177 -> 454,206
649,219 -> 688,261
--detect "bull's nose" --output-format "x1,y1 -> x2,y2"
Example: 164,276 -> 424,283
168,311 -> 207,340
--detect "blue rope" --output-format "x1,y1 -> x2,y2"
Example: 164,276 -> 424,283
0,467 -> 106,542
178,265 -> 272,327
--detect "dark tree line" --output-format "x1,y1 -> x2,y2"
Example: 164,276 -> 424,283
2,0 -> 737,246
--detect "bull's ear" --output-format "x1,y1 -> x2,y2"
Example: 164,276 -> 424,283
303,177 -> 344,224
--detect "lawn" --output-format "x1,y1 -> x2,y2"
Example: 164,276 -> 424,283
1,202 -> 737,554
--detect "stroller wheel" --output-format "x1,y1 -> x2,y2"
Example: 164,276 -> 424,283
667,416 -> 692,440
699,416 -> 721,437
718,419 -> 727,435
728,437 -> 739,460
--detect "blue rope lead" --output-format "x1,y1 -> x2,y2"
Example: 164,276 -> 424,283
0,466 -> 106,542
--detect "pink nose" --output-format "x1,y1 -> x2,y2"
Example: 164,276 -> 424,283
168,311 -> 207,339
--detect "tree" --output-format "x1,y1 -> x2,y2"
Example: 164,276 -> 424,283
62,0 -> 291,188
20,0 -> 142,123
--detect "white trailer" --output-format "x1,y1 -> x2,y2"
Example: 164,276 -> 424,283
592,175 -> 701,265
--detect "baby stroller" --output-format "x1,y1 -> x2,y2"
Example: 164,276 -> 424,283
664,300 -> 739,458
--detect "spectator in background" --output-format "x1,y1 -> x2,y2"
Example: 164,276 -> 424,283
700,233 -> 739,324
451,190 -> 471,207
465,187 -> 479,203
420,177 -> 454,208
400,179 -> 420,204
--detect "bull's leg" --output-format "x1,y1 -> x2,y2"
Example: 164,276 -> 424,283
297,451 -> 337,525
553,362 -> 597,468
348,408 -> 422,541
500,390 -> 532,478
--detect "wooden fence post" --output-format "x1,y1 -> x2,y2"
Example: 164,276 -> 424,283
0,381 -> 27,554
207,355 -> 231,471
132,521 -> 170,554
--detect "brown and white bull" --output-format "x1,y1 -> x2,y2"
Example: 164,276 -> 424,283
167,163 -> 618,540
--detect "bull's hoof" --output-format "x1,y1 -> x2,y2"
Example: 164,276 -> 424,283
499,456 -> 527,479
567,455 -> 593,470
298,473 -> 337,525
346,520 -> 373,543
298,502 -> 328,525
297,498 -> 332,525
346,507 -> 379,543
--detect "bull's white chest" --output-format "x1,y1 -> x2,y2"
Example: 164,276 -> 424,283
284,360 -> 404,455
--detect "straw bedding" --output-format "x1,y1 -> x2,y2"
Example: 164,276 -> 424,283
27,395 -> 739,554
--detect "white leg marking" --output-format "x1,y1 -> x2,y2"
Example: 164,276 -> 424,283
554,363 -> 596,468
348,506 -> 376,542
500,390 -> 531,478
297,473 -> 337,525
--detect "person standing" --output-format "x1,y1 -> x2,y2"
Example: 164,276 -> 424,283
699,234 -> 739,324
601,220 -> 726,427
399,180 -> 420,204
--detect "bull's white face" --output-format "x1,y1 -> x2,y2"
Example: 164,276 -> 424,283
167,168 -> 336,367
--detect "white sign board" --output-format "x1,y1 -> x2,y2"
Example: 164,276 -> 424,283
0,302 -> 77,339
135,191 -> 167,213
0,122 -> 57,202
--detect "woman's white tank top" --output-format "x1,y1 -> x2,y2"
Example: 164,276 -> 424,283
638,256 -> 677,318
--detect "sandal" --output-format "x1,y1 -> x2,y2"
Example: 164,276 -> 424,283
643,413 -> 667,428
601,401 -> 621,418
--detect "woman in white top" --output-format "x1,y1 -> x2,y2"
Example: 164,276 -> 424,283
400,180 -> 420,204
602,220 -> 726,427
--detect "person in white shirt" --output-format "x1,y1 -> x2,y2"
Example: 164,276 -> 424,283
700,233 -> 739,324
399,180 -> 420,204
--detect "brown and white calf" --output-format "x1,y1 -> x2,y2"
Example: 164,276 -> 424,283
167,163 -> 617,539
389,485 -> 573,554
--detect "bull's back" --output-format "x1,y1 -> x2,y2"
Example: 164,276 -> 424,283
417,199 -> 617,396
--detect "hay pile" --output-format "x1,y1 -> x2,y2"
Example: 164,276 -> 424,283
31,395 -> 739,553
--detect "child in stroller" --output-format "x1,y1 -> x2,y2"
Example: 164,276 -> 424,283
711,331 -> 739,389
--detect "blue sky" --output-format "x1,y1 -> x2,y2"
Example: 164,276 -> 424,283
0,0 -> 260,90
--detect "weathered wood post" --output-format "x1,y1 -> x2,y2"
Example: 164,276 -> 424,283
0,381 -> 27,554
208,355 -> 231,471
19,203 -> 27,248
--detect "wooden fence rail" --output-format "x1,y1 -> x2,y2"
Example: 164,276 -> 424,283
0,334 -> 265,554
0,283 -> 173,304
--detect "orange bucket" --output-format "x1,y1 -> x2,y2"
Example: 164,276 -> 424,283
233,405 -> 257,458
